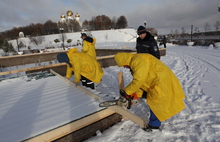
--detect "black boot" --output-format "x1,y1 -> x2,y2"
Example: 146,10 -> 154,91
142,124 -> 160,132
87,82 -> 95,89
81,76 -> 87,86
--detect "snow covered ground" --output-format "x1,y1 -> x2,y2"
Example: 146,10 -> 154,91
0,45 -> 220,141
87,45 -> 220,142
1,27 -> 220,141
4,28 -> 137,53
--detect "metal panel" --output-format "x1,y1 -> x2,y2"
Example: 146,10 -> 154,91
0,76 -> 103,142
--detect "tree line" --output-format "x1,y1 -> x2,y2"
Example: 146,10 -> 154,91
170,21 -> 220,37
0,15 -> 128,40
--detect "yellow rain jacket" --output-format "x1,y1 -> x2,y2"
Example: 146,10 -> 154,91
66,48 -> 103,83
114,52 -> 185,121
81,38 -> 97,59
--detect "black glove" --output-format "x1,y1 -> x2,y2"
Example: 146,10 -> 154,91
120,89 -> 126,97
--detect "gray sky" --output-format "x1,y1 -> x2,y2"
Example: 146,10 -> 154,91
0,0 -> 219,34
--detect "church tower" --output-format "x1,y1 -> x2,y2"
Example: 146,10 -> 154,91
75,13 -> 80,21
66,9 -> 73,20
60,14 -> 66,23
75,13 -> 82,27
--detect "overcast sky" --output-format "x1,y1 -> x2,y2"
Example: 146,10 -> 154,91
0,0 -> 219,34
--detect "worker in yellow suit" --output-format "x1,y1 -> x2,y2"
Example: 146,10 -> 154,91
114,52 -> 185,131
57,48 -> 103,89
81,33 -> 97,59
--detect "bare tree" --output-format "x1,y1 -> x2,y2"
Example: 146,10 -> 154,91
146,27 -> 158,36
100,15 -> 111,30
82,20 -> 90,30
174,29 -> 179,37
194,27 -> 200,33
111,16 -> 117,29
170,29 -> 174,35
181,27 -> 186,37
214,21 -> 220,31
204,22 -> 211,32
67,19 -> 81,32
29,36 -> 45,45
116,15 -> 127,29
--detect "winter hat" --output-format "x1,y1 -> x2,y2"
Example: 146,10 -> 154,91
137,25 -> 147,35
57,53 -> 72,67
81,33 -> 87,38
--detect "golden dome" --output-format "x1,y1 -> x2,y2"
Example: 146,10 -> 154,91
67,10 -> 73,17
75,13 -> 80,17
61,14 -> 65,18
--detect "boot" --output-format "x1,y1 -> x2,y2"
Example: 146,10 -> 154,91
142,124 -> 160,132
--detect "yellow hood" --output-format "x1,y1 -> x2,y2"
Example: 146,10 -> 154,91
114,52 -> 134,67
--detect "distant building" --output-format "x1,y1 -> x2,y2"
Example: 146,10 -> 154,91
58,9 -> 82,32
19,32 -> 24,38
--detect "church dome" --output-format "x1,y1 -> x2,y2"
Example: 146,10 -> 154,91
61,14 -> 65,18
75,13 -> 80,17
19,32 -> 24,38
67,10 -> 73,17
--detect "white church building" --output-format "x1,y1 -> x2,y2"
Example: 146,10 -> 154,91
58,9 -> 82,32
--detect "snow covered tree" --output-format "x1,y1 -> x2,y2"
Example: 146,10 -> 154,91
29,36 -> 45,45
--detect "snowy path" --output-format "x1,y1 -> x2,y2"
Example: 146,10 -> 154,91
89,46 -> 220,142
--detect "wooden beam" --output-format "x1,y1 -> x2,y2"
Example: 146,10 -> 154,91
109,106 -> 146,128
118,72 -> 124,89
0,49 -> 166,75
0,50 -> 66,59
23,109 -> 116,142
0,63 -> 66,76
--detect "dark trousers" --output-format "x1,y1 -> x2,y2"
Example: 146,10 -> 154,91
149,110 -> 161,127
163,43 -> 166,48
142,91 -> 161,127
81,76 -> 95,89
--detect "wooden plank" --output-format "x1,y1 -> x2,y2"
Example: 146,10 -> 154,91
118,72 -> 124,89
0,50 -> 66,59
24,109 -> 116,142
0,63 -> 66,76
97,55 -> 114,59
53,113 -> 121,142
108,106 -> 146,128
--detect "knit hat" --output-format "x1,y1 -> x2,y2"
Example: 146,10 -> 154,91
81,33 -> 87,38
137,25 -> 147,35
57,53 -> 72,67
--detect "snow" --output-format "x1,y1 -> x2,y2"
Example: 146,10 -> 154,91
1,28 -> 220,141
88,45 -> 220,142
6,29 -> 137,53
